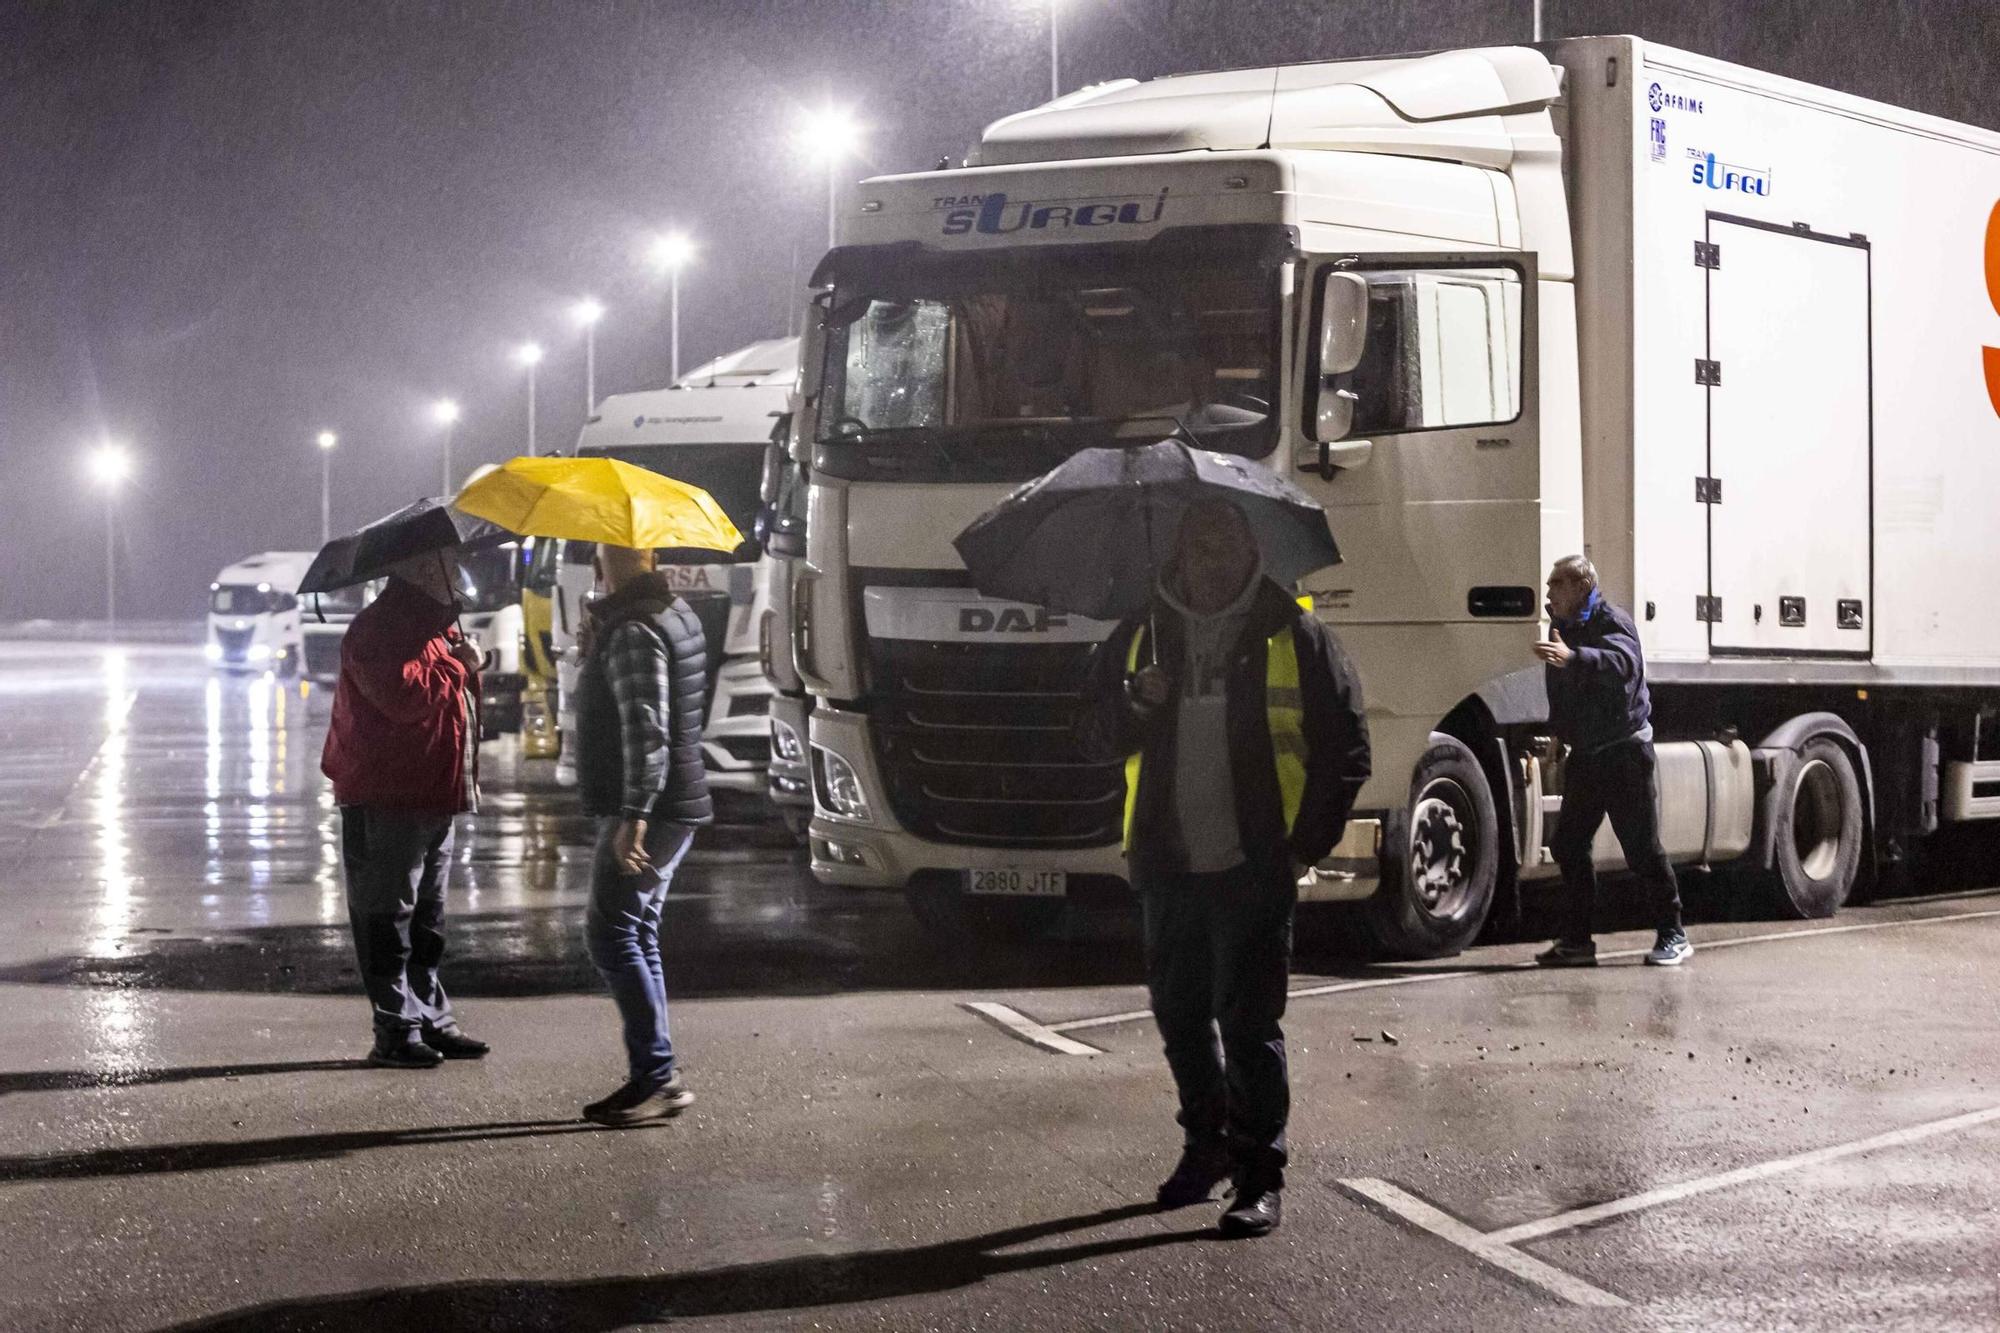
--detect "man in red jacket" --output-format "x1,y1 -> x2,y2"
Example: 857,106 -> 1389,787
322,553 -> 490,1068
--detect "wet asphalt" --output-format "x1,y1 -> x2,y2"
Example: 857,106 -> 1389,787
0,639 -> 1996,1332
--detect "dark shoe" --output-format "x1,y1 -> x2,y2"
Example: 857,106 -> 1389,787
584,1072 -> 695,1127
1156,1142 -> 1233,1209
367,1038 -> 444,1070
1535,940 -> 1598,968
1219,1184 -> 1282,1238
1645,929 -> 1694,966
423,1027 -> 490,1060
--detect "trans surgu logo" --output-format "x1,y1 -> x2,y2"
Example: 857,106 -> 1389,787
937,189 -> 1168,236
1686,148 -> 1771,196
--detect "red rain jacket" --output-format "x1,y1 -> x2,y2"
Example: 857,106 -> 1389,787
321,578 -> 478,814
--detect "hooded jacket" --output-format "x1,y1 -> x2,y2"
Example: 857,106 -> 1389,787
1546,593 -> 1653,754
321,577 -> 477,815
1076,579 -> 1371,879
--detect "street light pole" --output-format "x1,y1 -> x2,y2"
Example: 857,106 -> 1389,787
316,431 -> 338,543
1050,0 -> 1060,100
433,399 -> 461,495
671,267 -> 683,381
517,342 -> 544,456
799,108 -> 861,252
573,297 -> 605,413
86,443 -> 131,631
647,235 -> 696,384
1533,0 -> 1543,41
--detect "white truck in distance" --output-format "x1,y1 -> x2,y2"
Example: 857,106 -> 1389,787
552,338 -> 798,791
790,36 -> 2000,952
207,551 -> 314,674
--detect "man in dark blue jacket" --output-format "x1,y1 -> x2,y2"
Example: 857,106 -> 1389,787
1533,555 -> 1691,967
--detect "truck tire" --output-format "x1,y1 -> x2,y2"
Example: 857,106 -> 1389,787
1764,737 -> 1864,919
1361,734 -> 1500,959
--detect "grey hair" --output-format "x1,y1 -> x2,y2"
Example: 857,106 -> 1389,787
1551,554 -> 1598,589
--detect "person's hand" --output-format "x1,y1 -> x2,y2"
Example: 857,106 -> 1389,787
1131,664 -> 1171,709
613,818 -> 653,876
449,639 -> 484,672
1532,636 -> 1573,668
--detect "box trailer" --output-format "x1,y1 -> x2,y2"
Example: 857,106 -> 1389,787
790,35 -> 2000,950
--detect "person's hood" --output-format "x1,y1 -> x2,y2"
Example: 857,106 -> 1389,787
378,575 -> 459,638
588,570 -> 679,625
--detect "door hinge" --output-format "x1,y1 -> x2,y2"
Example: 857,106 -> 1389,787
1694,241 -> 1721,269
1695,476 -> 1723,504
1695,359 -> 1723,387
1696,595 -> 1723,623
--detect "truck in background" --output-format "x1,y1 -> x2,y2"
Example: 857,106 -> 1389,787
207,551 -> 314,674
516,536 -> 562,759
551,337 -> 799,792
758,408 -> 813,839
789,37 -> 2000,950
457,542 -> 527,739
300,580 -> 376,682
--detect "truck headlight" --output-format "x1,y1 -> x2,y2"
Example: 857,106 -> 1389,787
204,642 -> 222,661
248,643 -> 272,661
770,718 -> 804,763
813,746 -> 870,821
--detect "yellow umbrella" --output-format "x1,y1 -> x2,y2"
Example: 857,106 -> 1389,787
454,456 -> 744,552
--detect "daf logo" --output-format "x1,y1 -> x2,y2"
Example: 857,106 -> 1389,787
958,607 -> 1068,633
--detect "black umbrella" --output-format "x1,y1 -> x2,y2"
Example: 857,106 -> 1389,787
298,497 -> 511,595
953,440 -> 1340,622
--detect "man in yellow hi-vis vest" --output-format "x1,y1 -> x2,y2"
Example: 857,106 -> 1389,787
1077,497 -> 1370,1238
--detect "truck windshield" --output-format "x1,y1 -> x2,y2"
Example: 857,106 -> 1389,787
456,546 -> 522,613
580,443 -> 762,561
817,226 -> 1286,476
211,585 -> 294,615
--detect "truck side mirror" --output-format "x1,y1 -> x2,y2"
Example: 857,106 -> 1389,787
1302,272 -> 1372,475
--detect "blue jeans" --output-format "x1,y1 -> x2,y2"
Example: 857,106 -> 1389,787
584,818 -> 695,1089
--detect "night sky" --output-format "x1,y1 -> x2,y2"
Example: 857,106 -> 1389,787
4,0 -> 1995,619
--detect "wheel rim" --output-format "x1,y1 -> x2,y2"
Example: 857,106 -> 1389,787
1408,779 -> 1474,918
1792,758 -> 1844,881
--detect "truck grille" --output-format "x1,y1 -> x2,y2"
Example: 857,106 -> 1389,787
867,639 -> 1124,849
214,626 -> 254,661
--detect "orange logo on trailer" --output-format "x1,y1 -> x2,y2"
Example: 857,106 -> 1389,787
1986,200 -> 2000,420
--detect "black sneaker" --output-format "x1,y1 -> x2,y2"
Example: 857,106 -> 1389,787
1645,930 -> 1694,966
367,1037 -> 444,1070
1534,940 -> 1598,968
1156,1142 -> 1233,1209
584,1072 -> 694,1127
422,1027 -> 491,1060
1219,1183 -> 1282,1238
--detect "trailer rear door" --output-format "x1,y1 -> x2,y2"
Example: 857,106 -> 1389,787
1703,214 -> 1872,656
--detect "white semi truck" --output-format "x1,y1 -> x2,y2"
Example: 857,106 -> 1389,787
552,338 -> 798,791
790,36 -> 2000,952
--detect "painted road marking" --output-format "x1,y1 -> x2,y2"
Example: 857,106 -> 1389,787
968,900 -> 2000,1054
1341,1178 -> 1628,1308
1485,1101 -> 2000,1245
1343,1101 -> 2000,1308
962,1001 -> 1104,1056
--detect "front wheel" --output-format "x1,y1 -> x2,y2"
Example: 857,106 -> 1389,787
1762,737 -> 1864,919
1360,734 -> 1500,959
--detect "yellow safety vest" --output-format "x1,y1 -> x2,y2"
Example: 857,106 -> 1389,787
1121,599 -> 1310,852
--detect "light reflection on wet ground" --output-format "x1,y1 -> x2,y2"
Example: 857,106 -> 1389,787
0,641 -> 1150,1010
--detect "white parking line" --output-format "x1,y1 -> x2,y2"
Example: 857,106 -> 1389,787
1341,1178 -> 1628,1308
969,902 -> 2000,1054
1342,1101 -> 2000,1308
1486,1101 -> 2000,1245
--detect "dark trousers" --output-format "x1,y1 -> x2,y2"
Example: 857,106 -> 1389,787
1137,861 -> 1295,1188
340,806 -> 458,1041
1550,739 -> 1684,944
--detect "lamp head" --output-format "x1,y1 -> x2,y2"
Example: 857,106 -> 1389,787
432,399 -> 461,427
648,231 -> 697,273
572,297 -> 605,327
316,430 -> 338,451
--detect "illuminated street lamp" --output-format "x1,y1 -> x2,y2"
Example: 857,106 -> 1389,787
516,342 -> 544,456
647,232 -> 697,382
572,297 -> 605,412
85,443 -> 133,629
316,430 -> 338,543
432,398 -> 461,495
797,107 -> 862,250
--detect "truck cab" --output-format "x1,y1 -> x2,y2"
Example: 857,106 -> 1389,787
794,38 -> 2000,949
207,551 -> 315,675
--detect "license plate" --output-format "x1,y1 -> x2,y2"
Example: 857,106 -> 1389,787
965,868 -> 1067,897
